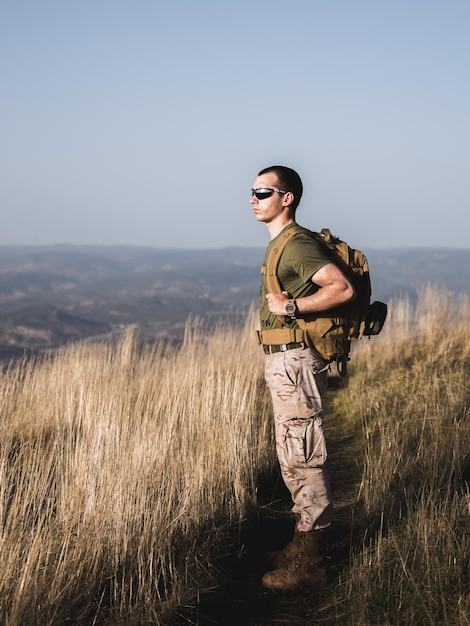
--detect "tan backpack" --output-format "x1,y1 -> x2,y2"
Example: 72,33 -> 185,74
257,225 -> 387,374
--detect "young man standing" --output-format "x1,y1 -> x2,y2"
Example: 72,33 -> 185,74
252,165 -> 355,590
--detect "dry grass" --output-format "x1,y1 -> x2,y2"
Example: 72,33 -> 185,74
321,286 -> 470,625
1,286 -> 469,625
0,314 -> 273,625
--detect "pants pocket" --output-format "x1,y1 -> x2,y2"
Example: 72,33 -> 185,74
285,417 -> 327,468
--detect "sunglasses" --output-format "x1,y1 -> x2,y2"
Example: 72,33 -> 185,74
251,188 -> 288,200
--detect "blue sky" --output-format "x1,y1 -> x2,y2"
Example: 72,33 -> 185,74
1,0 -> 469,249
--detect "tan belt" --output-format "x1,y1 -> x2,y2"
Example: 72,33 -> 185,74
255,327 -> 304,345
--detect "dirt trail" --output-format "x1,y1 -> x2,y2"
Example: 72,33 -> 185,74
173,383 -> 364,625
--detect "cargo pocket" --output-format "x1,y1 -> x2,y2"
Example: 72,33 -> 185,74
285,416 -> 327,469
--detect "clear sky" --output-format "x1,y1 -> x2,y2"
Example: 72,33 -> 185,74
1,0 -> 469,249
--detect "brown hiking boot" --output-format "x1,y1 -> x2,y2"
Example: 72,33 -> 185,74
261,530 -> 329,591
265,536 -> 299,568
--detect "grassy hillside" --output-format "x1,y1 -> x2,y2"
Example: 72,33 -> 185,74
320,287 -> 470,624
0,287 -> 468,624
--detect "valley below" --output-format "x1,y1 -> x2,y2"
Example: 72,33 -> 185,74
0,243 -> 468,361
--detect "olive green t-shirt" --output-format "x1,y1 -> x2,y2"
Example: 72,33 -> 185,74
259,224 -> 331,333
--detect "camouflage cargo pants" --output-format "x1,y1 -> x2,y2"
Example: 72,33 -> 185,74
264,346 -> 333,532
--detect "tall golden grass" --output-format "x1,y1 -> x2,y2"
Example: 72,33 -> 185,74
0,314 -> 273,624
1,286 -> 469,625
322,286 -> 470,625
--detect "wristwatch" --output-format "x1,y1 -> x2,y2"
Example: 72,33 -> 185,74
285,299 -> 298,318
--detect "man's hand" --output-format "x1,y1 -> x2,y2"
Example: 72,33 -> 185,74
265,264 -> 356,318
266,291 -> 290,316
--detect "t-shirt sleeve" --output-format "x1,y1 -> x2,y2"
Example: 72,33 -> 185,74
282,235 -> 331,284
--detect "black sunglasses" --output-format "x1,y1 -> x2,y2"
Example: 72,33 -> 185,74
251,188 -> 288,200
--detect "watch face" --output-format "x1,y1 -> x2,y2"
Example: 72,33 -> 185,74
285,301 -> 296,314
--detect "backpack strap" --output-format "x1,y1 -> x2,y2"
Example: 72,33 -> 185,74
259,225 -> 315,343
255,327 -> 305,345
262,224 -> 312,294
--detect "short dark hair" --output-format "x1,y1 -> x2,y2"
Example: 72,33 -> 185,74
258,165 -> 303,210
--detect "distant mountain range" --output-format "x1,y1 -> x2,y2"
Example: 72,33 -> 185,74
0,244 -> 468,359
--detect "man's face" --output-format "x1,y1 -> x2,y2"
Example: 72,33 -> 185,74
250,172 -> 288,224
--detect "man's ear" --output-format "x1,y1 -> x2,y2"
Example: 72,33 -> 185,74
283,191 -> 295,207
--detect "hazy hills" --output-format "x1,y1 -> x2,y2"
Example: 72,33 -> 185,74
0,244 -> 468,359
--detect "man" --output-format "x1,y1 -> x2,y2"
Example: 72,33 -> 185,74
252,165 -> 355,591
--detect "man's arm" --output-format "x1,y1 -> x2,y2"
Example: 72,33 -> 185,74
266,263 -> 356,316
